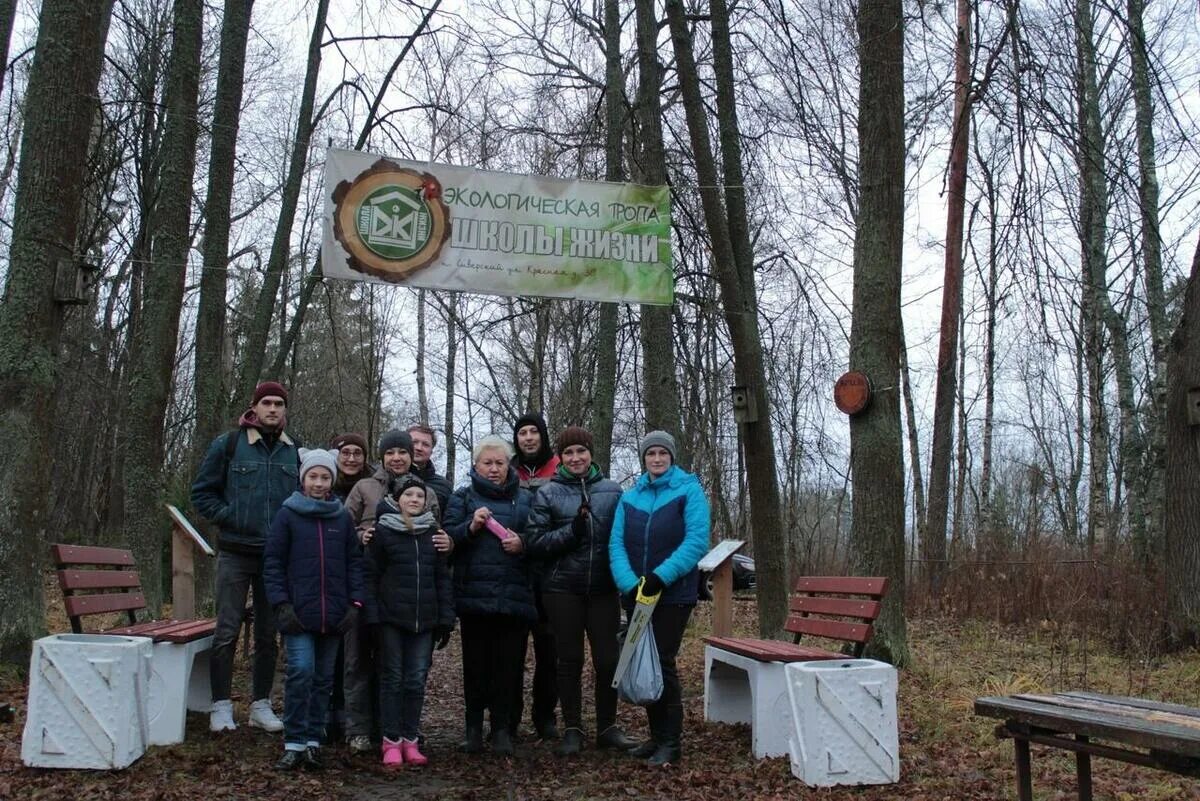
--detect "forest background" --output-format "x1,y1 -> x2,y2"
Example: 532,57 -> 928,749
0,0 -> 1198,670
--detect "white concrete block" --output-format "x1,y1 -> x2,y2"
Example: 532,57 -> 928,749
22,634 -> 152,770
144,636 -> 213,746
704,646 -> 794,758
785,659 -> 900,787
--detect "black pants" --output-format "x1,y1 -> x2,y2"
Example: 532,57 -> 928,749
210,551 -> 277,702
624,602 -> 691,746
512,590 -> 558,732
542,592 -> 620,733
460,614 -> 528,732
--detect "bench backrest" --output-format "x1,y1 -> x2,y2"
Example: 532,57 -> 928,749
51,544 -> 147,633
786,576 -> 889,658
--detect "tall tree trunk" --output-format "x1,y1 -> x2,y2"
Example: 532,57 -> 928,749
665,0 -> 787,637
592,0 -> 625,471
1128,0 -> 1165,568
899,323 -> 927,559
0,0 -> 18,102
0,0 -> 113,665
847,0 -> 910,665
233,0 -> 330,409
416,289 -> 429,422
1165,236 -> 1200,648
443,293 -> 458,478
924,0 -> 971,597
951,299 -> 968,554
194,0 -> 255,464
978,145 -> 999,556
1075,0 -> 1112,556
633,0 -> 684,464
122,0 -> 203,613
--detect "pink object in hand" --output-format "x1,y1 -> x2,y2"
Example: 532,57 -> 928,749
484,516 -> 510,540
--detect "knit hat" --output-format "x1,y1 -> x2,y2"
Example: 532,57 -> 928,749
299,448 -> 338,482
329,432 -> 368,454
378,429 -> 413,458
252,380 -> 288,406
389,472 -> 427,500
639,430 -> 677,464
513,411 -> 553,466
555,426 -> 594,455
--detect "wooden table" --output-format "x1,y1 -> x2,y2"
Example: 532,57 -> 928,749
975,692 -> 1200,800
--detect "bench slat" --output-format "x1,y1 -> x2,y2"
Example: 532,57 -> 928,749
789,596 -> 882,620
51,544 -> 137,567
64,592 -> 146,618
793,576 -> 888,597
108,618 -> 216,644
57,569 -> 141,592
705,636 -> 843,663
786,615 -> 873,643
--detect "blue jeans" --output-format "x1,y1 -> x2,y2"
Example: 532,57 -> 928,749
282,632 -> 340,748
378,625 -> 433,740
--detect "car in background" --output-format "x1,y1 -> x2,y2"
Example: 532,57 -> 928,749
698,553 -> 756,600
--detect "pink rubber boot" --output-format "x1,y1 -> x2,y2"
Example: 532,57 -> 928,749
381,737 -> 403,766
400,738 -> 428,766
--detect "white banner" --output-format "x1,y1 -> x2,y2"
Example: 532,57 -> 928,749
321,148 -> 673,305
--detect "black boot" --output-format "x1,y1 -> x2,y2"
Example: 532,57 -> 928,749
534,718 -> 560,741
596,725 -> 638,751
557,727 -> 584,756
646,741 -> 681,767
302,746 -> 324,771
492,727 -> 514,756
462,724 -> 484,753
275,749 -> 306,771
628,740 -> 658,758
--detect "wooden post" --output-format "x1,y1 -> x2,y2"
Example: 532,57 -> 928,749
171,523 -> 195,619
698,539 -> 746,638
166,504 -> 215,620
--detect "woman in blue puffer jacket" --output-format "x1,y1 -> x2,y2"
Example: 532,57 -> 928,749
264,448 -> 364,771
609,430 -> 710,767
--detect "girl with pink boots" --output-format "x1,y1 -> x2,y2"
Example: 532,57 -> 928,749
365,474 -> 455,766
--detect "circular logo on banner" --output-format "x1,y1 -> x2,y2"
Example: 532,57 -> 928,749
332,159 -> 451,281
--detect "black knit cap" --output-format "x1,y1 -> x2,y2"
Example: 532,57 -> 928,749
388,472 -> 426,499
513,411 -> 553,466
555,425 -> 593,455
377,429 -> 413,459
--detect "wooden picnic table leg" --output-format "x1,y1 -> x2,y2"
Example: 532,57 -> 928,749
1014,737 -> 1034,801
1075,735 -> 1093,801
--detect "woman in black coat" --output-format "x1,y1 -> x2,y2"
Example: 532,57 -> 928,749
524,426 -> 637,756
443,434 -> 537,756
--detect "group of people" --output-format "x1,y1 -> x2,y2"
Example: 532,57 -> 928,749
190,381 -> 711,773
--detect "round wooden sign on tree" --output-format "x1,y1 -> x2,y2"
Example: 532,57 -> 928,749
834,371 -> 873,415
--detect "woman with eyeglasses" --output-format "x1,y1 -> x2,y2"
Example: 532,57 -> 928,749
330,433 -> 372,501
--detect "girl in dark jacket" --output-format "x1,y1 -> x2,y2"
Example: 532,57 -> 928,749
264,448 -> 364,772
366,474 -> 454,767
524,426 -> 637,756
443,435 -> 538,756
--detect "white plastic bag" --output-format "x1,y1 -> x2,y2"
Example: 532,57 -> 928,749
617,623 -> 663,705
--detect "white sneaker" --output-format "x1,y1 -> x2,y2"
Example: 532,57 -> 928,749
209,699 -> 237,732
248,698 -> 284,732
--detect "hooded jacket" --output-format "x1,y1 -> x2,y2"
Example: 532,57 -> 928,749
609,464 -> 711,605
263,492 -> 364,633
443,468 -> 538,621
411,460 -> 453,520
365,501 -> 455,631
524,464 -> 622,596
345,465 -> 441,531
192,425 -> 300,554
511,412 -> 560,490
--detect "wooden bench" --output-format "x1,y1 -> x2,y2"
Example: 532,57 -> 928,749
975,692 -> 1200,800
703,576 -> 889,758
53,544 -> 216,746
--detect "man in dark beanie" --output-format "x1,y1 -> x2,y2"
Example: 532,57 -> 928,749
191,380 -> 299,733
512,412 -> 560,491
508,412 -> 561,740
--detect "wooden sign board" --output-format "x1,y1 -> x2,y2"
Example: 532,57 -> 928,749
699,539 -> 745,572
834,371 -> 873,415
166,504 -> 214,556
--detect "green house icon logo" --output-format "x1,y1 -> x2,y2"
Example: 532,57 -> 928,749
355,185 -> 431,260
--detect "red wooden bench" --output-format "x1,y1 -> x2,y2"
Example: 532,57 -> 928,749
52,544 -> 216,745
703,576 -> 889,758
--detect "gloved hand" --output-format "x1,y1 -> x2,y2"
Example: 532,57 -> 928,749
434,625 -> 454,650
275,603 -> 303,635
572,505 -> 590,540
640,573 -> 665,598
336,605 -> 360,635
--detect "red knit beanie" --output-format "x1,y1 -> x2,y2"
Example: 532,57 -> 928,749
252,380 -> 288,406
555,426 -> 594,455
